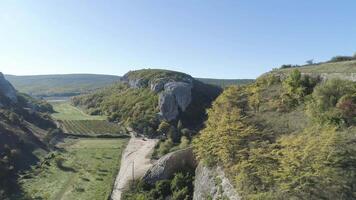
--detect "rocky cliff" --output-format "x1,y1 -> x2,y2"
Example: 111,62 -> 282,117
193,163 -> 241,200
142,147 -> 197,185
121,69 -> 210,122
0,72 -> 18,103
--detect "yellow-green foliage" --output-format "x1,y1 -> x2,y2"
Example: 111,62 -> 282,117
194,74 -> 356,200
72,83 -> 159,135
276,126 -> 356,199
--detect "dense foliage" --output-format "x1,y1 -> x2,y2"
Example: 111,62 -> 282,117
194,70 -> 356,199
72,83 -> 159,136
122,172 -> 194,200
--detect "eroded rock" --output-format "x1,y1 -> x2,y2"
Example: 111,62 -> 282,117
142,147 -> 197,185
193,163 -> 241,200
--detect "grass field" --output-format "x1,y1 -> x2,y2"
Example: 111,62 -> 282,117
276,60 -> 356,74
59,120 -> 127,137
51,101 -> 106,120
19,138 -> 128,200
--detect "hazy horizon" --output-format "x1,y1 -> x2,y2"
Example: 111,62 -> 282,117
1,0 -> 356,79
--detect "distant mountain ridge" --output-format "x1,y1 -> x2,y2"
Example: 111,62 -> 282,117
5,73 -> 253,98
5,74 -> 121,97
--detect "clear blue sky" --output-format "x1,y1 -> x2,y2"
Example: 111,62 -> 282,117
1,0 -> 356,78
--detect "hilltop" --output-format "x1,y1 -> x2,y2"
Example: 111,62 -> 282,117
72,69 -> 222,137
267,59 -> 356,81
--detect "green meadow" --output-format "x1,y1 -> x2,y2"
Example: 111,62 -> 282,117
19,138 -> 128,200
51,101 -> 106,120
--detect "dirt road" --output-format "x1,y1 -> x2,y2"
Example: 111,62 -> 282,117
111,133 -> 158,200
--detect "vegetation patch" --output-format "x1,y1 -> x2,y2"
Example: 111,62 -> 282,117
51,101 -> 106,120
194,70 -> 356,199
122,172 -> 194,200
59,120 -> 128,137
18,138 -> 128,200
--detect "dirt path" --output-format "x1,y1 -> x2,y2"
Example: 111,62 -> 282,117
111,133 -> 158,200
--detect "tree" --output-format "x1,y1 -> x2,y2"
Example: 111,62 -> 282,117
157,121 -> 170,136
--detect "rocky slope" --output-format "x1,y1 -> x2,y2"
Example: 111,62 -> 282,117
0,73 -> 57,197
0,72 -> 18,104
193,164 -> 240,200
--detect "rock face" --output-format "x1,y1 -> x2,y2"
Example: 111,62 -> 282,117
122,73 -> 194,121
142,147 -> 197,185
158,81 -> 192,121
193,163 -> 241,200
0,72 -> 17,103
150,78 -> 168,93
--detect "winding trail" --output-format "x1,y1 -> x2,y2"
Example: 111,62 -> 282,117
111,132 -> 158,200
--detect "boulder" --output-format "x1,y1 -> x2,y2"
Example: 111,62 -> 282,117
142,147 -> 197,185
193,163 -> 241,200
0,72 -> 17,103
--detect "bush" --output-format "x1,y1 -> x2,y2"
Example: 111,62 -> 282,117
306,79 -> 356,126
157,139 -> 174,156
329,56 -> 354,62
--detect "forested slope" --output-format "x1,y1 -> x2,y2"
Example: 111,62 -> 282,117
194,69 -> 356,199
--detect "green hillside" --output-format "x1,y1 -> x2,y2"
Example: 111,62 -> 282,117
72,69 -> 221,138
194,69 -> 356,199
5,74 -> 121,97
270,59 -> 356,76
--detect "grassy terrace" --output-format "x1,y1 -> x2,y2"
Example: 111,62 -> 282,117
19,138 -> 128,200
51,101 -> 106,120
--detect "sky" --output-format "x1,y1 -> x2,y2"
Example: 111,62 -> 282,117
0,1 -> 356,79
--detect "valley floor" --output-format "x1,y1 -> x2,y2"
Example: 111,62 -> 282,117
18,138 -> 128,200
14,100 -> 129,200
111,132 -> 158,200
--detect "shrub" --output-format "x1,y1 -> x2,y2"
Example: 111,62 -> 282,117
306,79 -> 356,126
179,136 -> 190,149
157,139 -> 174,156
329,56 -> 353,62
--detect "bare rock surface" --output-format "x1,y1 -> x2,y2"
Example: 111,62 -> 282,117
142,147 -> 197,185
193,163 -> 241,200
